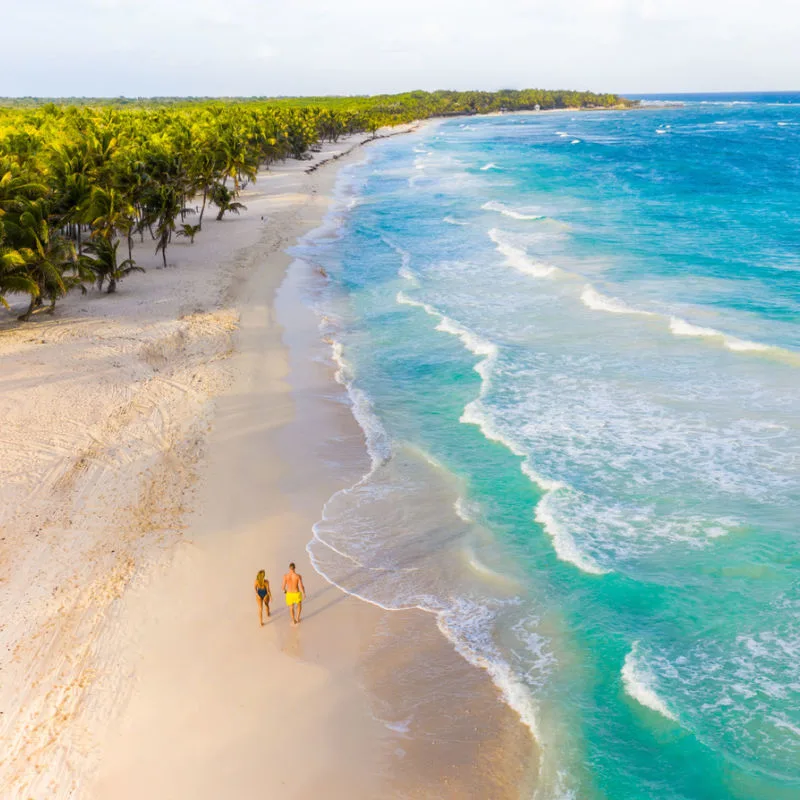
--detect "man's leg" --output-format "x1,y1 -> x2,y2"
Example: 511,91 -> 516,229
296,600 -> 302,623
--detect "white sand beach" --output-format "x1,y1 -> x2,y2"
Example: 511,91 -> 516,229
0,127 -> 535,799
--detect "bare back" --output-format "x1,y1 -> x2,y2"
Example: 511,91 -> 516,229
283,571 -> 302,593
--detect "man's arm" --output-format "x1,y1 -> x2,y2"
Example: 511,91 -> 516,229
298,575 -> 306,597
281,575 -> 287,593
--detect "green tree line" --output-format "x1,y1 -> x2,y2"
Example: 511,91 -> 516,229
0,89 -> 631,320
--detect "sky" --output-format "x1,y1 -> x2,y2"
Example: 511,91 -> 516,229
2,0 -> 799,97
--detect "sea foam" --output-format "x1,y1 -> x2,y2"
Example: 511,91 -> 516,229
489,228 -> 558,278
581,287 -> 794,362
622,644 -> 677,721
330,341 -> 391,469
482,200 -> 545,220
669,317 -> 773,354
580,285 -> 654,316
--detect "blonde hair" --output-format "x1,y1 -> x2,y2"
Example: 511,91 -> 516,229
255,570 -> 266,587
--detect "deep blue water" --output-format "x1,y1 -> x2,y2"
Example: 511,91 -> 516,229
297,94 -> 800,799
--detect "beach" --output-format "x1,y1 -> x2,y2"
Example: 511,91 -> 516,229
0,127 -> 535,799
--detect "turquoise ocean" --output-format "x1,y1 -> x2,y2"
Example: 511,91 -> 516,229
293,94 -> 800,799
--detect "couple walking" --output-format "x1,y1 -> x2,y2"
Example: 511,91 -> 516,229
254,562 -> 306,626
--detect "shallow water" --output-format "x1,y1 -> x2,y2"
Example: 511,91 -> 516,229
295,95 -> 800,799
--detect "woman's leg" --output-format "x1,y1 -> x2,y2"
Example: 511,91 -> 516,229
256,594 -> 264,625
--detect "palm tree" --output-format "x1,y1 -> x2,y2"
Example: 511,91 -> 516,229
176,223 -> 201,244
0,238 -> 38,309
153,184 -> 183,268
3,199 -> 86,320
81,185 -> 136,246
83,236 -> 144,293
46,142 -> 92,253
211,183 -> 247,221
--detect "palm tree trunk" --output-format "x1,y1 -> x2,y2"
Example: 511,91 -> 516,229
127,233 -> 133,262
107,277 -> 117,294
198,187 -> 208,229
18,294 -> 36,321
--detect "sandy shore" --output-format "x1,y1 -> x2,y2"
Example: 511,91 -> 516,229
0,127 -> 535,798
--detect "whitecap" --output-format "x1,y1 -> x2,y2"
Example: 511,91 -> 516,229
479,162 -> 498,171
459,402 -> 607,577
488,228 -> 558,278
482,200 -> 544,221
570,139 -> 581,145
329,341 -> 391,469
443,216 -> 469,226
580,285 -> 654,316
668,317 -> 772,353
533,480 -> 608,576
398,266 -> 419,285
622,643 -> 677,721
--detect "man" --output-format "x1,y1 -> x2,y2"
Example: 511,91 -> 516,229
282,562 -> 306,626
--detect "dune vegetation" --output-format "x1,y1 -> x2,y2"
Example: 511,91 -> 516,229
0,89 -> 629,320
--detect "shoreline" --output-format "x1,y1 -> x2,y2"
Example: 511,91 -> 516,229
0,125 -> 535,797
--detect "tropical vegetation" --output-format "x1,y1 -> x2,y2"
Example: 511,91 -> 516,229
0,89 -> 631,320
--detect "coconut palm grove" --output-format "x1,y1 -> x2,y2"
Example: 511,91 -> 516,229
0,89 -> 629,319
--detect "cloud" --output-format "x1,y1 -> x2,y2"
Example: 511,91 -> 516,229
1,0 -> 799,96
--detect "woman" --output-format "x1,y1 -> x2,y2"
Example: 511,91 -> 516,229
254,570 -> 271,626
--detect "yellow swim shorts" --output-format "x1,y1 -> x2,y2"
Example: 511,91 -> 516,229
285,591 -> 302,606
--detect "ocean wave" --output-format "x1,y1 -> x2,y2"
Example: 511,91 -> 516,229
396,290 -> 439,318
397,291 -> 498,381
382,236 -> 419,285
398,266 -> 419,285
482,200 -> 545,221
668,317 -> 774,353
479,162 -> 498,171
330,341 -> 391,469
402,293 -> 605,577
488,228 -> 559,278
436,601 -> 546,741
459,400 -> 607,577
570,139 -> 581,145
533,485 -> 609,576
581,287 -> 797,363
443,215 -> 469,226
622,643 -> 677,721
580,285 -> 654,316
